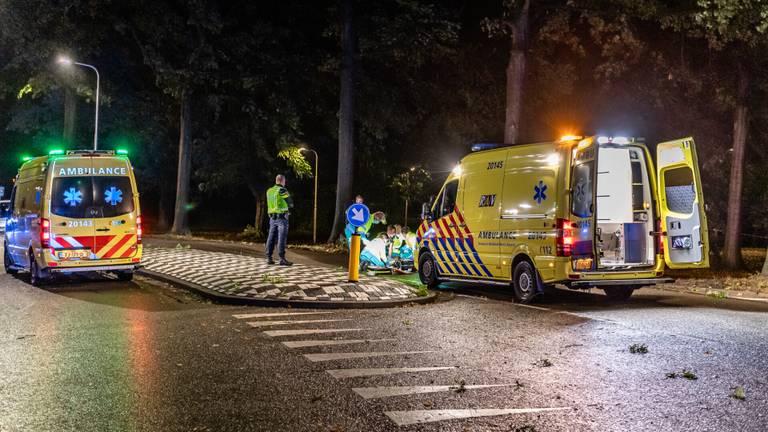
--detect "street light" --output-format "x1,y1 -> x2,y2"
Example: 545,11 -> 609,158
57,56 -> 100,150
299,147 -> 319,243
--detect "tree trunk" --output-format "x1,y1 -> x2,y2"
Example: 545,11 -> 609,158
63,87 -> 77,145
171,88 -> 193,236
156,175 -> 173,232
504,0 -> 529,144
327,0 -> 357,243
404,199 -> 408,228
722,66 -> 749,269
248,184 -> 265,237
762,249 -> 768,276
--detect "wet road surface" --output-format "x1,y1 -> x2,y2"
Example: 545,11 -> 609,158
2,263 -> 767,431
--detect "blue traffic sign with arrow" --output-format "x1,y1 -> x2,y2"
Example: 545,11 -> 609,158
346,203 -> 370,228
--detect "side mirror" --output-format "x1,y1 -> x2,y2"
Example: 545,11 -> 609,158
421,202 -> 433,221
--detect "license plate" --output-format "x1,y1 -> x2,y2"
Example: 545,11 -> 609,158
573,258 -> 593,270
57,249 -> 91,259
671,235 -> 692,249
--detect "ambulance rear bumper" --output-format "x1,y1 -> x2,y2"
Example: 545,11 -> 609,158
49,264 -> 139,273
568,278 -> 674,288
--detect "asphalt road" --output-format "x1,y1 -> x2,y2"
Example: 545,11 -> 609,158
2,246 -> 768,431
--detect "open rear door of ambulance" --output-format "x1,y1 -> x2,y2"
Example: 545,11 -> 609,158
656,137 -> 709,269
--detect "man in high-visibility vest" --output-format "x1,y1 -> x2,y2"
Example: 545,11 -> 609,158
265,174 -> 294,266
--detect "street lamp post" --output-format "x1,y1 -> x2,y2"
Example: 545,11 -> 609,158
300,148 -> 319,243
57,56 -> 100,150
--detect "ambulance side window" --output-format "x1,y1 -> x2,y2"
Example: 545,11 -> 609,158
440,180 -> 459,218
9,186 -> 17,216
571,161 -> 594,218
663,167 -> 695,214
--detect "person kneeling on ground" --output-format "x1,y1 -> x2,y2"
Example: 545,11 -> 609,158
359,233 -> 390,271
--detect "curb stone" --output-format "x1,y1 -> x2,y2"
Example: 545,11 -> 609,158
138,269 -> 437,309
659,285 -> 768,303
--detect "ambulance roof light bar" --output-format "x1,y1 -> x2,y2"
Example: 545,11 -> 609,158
558,135 -> 583,142
65,149 -> 116,156
470,143 -> 503,152
597,136 -> 632,144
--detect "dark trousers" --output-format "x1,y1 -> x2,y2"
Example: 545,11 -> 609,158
266,215 -> 289,260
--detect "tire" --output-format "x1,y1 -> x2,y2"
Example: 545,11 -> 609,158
512,260 -> 538,303
418,251 -> 441,290
115,271 -> 134,282
603,286 -> 635,301
4,246 -> 17,275
29,251 -> 47,286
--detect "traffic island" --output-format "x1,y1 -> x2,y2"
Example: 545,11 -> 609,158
138,247 -> 436,308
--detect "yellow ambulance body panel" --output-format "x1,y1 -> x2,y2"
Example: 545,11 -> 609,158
415,136 -> 708,301
5,150 -> 143,284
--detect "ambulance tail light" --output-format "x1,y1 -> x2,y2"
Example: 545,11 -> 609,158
136,216 -> 143,244
556,218 -> 574,257
40,218 -> 50,248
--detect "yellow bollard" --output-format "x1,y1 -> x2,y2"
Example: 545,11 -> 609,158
348,233 -> 361,282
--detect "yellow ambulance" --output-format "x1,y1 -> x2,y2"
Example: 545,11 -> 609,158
416,135 -> 708,302
4,149 -> 143,285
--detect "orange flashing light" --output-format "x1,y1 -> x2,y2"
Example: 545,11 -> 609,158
558,135 -> 583,142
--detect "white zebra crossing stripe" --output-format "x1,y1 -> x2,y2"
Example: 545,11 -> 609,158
351,384 -> 508,399
282,339 -> 395,349
303,351 -> 434,362
233,312 -> 337,319
247,319 -> 351,328
384,407 -> 572,426
262,328 -> 366,337
327,367 -> 454,379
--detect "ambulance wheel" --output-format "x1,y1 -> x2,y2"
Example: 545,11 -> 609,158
4,246 -> 17,275
603,286 -> 635,301
28,251 -> 48,286
115,271 -> 134,282
418,252 -> 441,289
512,260 -> 538,303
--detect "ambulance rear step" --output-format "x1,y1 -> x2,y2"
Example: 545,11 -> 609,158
569,278 -> 674,288
50,264 -> 139,273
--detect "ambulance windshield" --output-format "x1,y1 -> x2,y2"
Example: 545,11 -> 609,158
51,176 -> 134,219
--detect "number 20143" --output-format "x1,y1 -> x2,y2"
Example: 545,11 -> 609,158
67,220 -> 93,228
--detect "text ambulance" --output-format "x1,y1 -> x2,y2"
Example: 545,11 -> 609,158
416,135 -> 708,302
4,150 -> 143,285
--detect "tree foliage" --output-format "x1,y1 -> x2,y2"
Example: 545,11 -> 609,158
0,0 -> 766,261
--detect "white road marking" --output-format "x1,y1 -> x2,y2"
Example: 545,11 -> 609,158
282,339 -> 395,349
352,384 -> 508,399
512,303 -> 551,311
327,367 -> 454,379
262,328 -> 366,337
304,351 -> 434,362
247,319 -> 350,328
233,311 -> 336,319
385,407 -> 572,426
